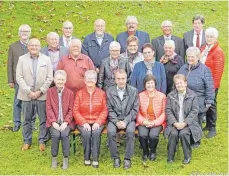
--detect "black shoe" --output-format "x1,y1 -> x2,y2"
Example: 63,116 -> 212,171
150,153 -> 156,161
202,126 -> 210,131
113,158 -> 121,168
167,159 -> 174,163
123,159 -> 131,169
142,154 -> 148,162
12,125 -> 20,132
182,157 -> 191,164
191,141 -> 200,148
206,128 -> 216,138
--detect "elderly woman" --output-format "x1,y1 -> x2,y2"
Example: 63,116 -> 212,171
200,27 -> 225,138
160,40 -> 184,94
136,75 -> 166,161
98,41 -> 131,90
46,70 -> 74,170
178,47 -> 215,147
120,36 -> 144,71
131,43 -> 167,94
73,70 -> 108,168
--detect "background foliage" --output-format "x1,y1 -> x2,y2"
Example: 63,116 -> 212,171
0,1 -> 228,175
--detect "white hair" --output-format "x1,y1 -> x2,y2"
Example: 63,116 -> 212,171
18,24 -> 31,36
125,16 -> 138,24
54,70 -> 67,79
186,47 -> 200,59
161,20 -> 173,27
164,40 -> 175,48
69,38 -> 82,47
94,19 -> 106,25
28,38 -> 41,46
109,41 -> 121,50
205,27 -> 219,39
84,70 -> 97,80
62,20 -> 73,28
46,32 -> 59,40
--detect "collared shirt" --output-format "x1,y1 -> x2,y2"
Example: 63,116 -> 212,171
178,90 -> 186,122
30,55 -> 39,91
63,36 -> 72,48
164,35 -> 171,41
57,87 -> 64,124
20,40 -> 28,54
48,47 -> 60,71
117,86 -> 126,101
96,34 -> 104,46
193,30 -> 203,47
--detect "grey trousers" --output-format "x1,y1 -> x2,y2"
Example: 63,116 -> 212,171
107,121 -> 135,160
22,100 -> 49,144
50,126 -> 71,157
77,125 -> 104,161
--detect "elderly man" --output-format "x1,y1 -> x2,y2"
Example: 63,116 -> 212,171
183,15 -> 206,51
16,38 -> 53,151
57,39 -> 95,94
164,74 -> 202,164
7,24 -> 36,132
152,20 -> 185,61
116,16 -> 150,53
106,69 -> 139,169
82,19 -> 114,72
59,21 -> 76,48
41,32 -> 69,72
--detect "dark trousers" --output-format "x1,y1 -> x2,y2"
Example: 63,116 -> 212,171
50,126 -> 71,157
167,126 -> 191,160
138,125 -> 162,154
77,125 -> 104,161
107,121 -> 135,160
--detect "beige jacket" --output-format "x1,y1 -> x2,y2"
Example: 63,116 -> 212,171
16,52 -> 53,101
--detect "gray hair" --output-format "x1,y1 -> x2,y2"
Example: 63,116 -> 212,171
164,40 -> 175,48
54,70 -> 67,79
63,20 -> 73,28
186,47 -> 200,59
192,15 -> 205,24
69,38 -> 82,48
28,38 -> 41,46
94,18 -> 106,25
125,16 -> 138,24
205,27 -> 219,39
84,70 -> 97,80
161,20 -> 173,27
109,41 -> 121,50
46,32 -> 59,40
18,24 -> 31,36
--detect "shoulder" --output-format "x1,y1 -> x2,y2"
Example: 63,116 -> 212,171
152,35 -> 162,42
104,33 -> 114,40
127,84 -> 138,93
184,30 -> 193,37
137,30 -> 149,36
10,41 -> 20,48
117,31 -> 127,38
155,90 -> 166,98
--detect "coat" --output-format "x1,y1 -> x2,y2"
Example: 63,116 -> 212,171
120,51 -> 144,71
106,84 -> 139,126
177,62 -> 215,113
82,32 -> 114,68
164,88 -> 202,143
59,36 -> 77,47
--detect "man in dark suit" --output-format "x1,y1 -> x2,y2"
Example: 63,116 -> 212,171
116,16 -> 150,53
152,20 -> 185,61
59,21 -> 76,48
183,15 -> 206,51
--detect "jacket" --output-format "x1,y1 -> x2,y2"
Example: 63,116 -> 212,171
120,51 -> 144,71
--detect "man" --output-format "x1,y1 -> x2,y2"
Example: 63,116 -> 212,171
57,39 -> 95,94
82,19 -> 114,72
7,24 -> 36,132
152,20 -> 185,61
106,69 -> 139,169
183,15 -> 206,51
41,32 -> 69,71
16,38 -> 53,151
59,21 -> 76,48
116,16 -> 150,53
164,74 -> 202,164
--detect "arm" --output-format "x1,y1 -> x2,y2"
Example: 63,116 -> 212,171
88,57 -> 95,70
106,90 -> 119,124
73,92 -> 87,126
130,64 -> 138,87
7,45 -> 14,83
57,58 -> 64,70
153,95 -> 166,126
178,39 -> 185,60
184,93 -> 199,125
97,62 -> 105,89
46,89 -> 57,125
165,96 -> 177,126
40,58 -> 53,94
95,92 -> 108,125
160,64 -> 167,94
145,33 -> 150,43
81,37 -> 89,56
126,60 -> 132,84
64,91 -> 74,125
204,67 -> 215,105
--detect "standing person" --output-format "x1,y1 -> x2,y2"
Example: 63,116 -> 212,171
16,38 -> 53,151
46,70 -> 74,170
200,27 -> 225,138
116,16 -> 150,53
82,19 -> 114,72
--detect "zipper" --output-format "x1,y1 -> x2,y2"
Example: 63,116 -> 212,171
90,93 -> 92,119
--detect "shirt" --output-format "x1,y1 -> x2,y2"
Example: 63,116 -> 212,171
96,35 -> 104,46
164,35 -> 171,40
117,86 -> 125,101
57,87 -> 64,124
178,91 -> 186,122
193,30 -> 203,47
63,36 -> 72,48
30,55 -> 38,91
48,47 -> 60,71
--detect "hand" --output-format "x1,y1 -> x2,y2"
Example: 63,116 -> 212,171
33,91 -> 42,99
96,68 -> 100,73
52,122 -> 60,131
116,121 -> 122,129
146,121 -> 155,128
28,92 -> 36,99
83,123 -> 91,131
120,121 -> 126,129
60,122 -> 68,132
206,104 -> 211,110
180,122 -> 187,129
92,123 -> 100,131
173,122 -> 183,130
9,83 -> 14,88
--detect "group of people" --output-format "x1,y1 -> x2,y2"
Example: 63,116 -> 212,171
7,14 -> 225,170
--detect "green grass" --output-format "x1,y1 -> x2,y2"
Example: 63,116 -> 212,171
0,1 -> 228,175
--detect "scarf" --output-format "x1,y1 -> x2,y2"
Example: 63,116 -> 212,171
160,53 -> 178,64
200,44 -> 213,64
110,57 -> 119,79
144,60 -> 155,75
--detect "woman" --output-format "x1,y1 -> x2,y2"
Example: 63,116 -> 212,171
73,70 -> 108,168
160,40 -> 184,94
98,41 -> 131,90
46,70 -> 74,170
136,75 -> 166,161
120,35 -> 144,71
200,27 -> 225,138
131,43 -> 167,94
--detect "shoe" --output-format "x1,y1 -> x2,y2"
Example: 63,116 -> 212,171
92,161 -> 99,168
12,125 -> 20,132
22,144 -> 31,151
123,159 -> 131,169
202,126 -> 210,131
51,157 -> 58,169
206,128 -> 216,138
33,126 -> 38,131
84,160 -> 91,166
62,157 -> 69,170
183,157 -> 191,164
113,158 -> 121,168
142,154 -> 148,162
167,159 -> 174,163
39,144 -> 46,151
191,141 -> 200,148
150,153 -> 156,161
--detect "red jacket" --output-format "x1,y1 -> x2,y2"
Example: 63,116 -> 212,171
46,87 -> 74,127
201,42 -> 225,88
136,90 -> 166,129
73,87 -> 108,126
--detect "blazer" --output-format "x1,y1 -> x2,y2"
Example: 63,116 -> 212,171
151,35 -> 185,61
59,36 -> 77,47
116,30 -> 150,53
7,40 -> 28,84
16,52 -> 53,101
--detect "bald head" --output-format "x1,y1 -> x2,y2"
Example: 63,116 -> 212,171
46,32 -> 59,49
94,19 -> 106,37
28,38 -> 41,56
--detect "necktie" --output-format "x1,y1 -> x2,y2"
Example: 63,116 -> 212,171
196,34 -> 200,48
66,39 -> 69,47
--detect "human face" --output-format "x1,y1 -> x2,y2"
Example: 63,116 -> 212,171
19,27 -> 31,41
94,20 -> 105,37
145,80 -> 156,92
63,24 -> 73,38
84,76 -> 97,88
174,79 -> 187,93
164,44 -> 175,56
47,36 -> 59,49
115,72 -> 127,89
110,46 -> 120,59
28,39 -> 41,56
193,19 -> 203,34
70,41 -> 81,58
187,52 -> 199,65
162,25 -> 172,36
127,41 -> 138,54
143,47 -> 155,62
205,34 -> 217,45
54,74 -> 66,90
126,20 -> 138,32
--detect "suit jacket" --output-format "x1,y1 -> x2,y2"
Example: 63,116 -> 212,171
59,36 -> 77,47
183,29 -> 206,51
152,35 -> 185,61
116,30 -> 150,53
7,40 -> 28,83
16,52 -> 53,101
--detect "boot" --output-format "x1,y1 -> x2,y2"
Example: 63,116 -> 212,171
139,136 -> 149,161
51,157 -> 58,169
149,138 -> 158,161
62,157 -> 69,170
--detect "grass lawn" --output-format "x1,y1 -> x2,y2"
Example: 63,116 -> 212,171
0,1 -> 228,175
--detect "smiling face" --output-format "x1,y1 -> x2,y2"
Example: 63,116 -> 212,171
145,80 -> 156,92
54,74 -> 66,90
47,35 -> 59,49
143,47 -> 154,62
164,43 -> 175,56
19,26 -> 31,41
187,52 -> 199,65
94,19 -> 105,37
69,40 -> 81,58
174,78 -> 187,93
110,46 -> 120,59
162,25 -> 172,36
28,39 -> 41,56
126,20 -> 138,33
193,19 -> 204,34
127,41 -> 138,54
62,22 -> 73,38
205,34 -> 217,45
115,72 -> 127,89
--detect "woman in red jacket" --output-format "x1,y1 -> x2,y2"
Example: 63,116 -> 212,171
73,70 -> 108,168
200,27 -> 225,138
136,74 -> 166,161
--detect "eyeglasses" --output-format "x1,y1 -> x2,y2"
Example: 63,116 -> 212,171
20,30 -> 30,33
110,50 -> 120,52
64,27 -> 72,29
143,51 -> 153,55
